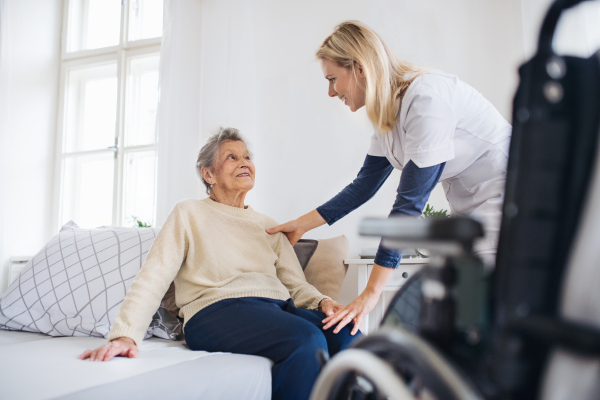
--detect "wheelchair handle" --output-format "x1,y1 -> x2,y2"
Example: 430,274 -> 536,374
359,216 -> 483,256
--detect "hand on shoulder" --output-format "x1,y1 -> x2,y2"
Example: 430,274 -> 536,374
266,219 -> 305,245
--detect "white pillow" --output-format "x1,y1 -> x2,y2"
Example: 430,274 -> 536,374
0,221 -> 159,338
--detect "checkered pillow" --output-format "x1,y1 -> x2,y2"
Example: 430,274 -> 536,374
0,221 -> 179,340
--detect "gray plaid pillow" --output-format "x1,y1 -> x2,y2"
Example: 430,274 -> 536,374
0,221 -> 180,341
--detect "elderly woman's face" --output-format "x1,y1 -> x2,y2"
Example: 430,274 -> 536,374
211,140 -> 255,193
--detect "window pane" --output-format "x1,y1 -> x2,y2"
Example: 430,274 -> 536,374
124,55 -> 159,147
65,63 -> 118,153
128,0 -> 163,41
61,153 -> 115,228
122,150 -> 157,227
67,0 -> 122,52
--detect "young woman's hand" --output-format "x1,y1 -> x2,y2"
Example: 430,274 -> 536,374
318,298 -> 345,318
322,291 -> 380,336
323,264 -> 393,335
266,210 -> 326,246
266,219 -> 305,245
78,337 -> 138,362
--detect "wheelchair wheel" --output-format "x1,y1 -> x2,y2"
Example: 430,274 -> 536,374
310,348 -> 415,400
310,328 -> 483,400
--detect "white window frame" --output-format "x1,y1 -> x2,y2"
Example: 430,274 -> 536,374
52,0 -> 162,230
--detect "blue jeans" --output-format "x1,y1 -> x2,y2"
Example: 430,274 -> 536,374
184,297 -> 361,400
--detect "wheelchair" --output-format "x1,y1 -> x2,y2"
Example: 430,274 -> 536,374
311,0 -> 600,399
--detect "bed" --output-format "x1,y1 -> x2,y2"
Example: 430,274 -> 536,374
0,330 -> 271,399
0,223 -> 350,399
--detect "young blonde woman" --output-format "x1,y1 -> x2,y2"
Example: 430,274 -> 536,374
267,21 -> 511,335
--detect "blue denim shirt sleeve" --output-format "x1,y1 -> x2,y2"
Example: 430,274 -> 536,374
316,155 -> 394,224
373,160 -> 446,269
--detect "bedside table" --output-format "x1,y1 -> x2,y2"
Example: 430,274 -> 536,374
344,257 -> 429,335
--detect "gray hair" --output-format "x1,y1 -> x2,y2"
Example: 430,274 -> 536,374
196,127 -> 251,194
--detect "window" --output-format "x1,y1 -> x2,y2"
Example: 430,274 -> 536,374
56,0 -> 163,229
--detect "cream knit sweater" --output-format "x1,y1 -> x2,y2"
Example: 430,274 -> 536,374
107,198 -> 329,346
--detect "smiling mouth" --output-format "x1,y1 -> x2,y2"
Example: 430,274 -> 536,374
236,173 -> 250,177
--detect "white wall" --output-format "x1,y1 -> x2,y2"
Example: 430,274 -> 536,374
1,0 -> 596,307
0,0 -> 62,293
521,0 -> 600,59
154,0 -> 527,305
0,0 -> 532,297
520,0 -> 554,59
188,0 -> 525,256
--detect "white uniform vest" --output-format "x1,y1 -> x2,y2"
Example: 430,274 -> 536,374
368,72 -> 512,255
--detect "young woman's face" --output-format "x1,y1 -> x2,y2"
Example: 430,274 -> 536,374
320,58 -> 366,112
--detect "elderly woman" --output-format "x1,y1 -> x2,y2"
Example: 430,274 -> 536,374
79,127 -> 359,400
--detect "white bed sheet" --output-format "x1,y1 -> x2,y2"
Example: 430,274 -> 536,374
0,330 -> 272,400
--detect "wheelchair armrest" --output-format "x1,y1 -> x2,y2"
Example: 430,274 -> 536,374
510,316 -> 600,356
359,216 -> 484,256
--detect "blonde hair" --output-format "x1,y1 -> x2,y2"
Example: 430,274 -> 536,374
316,21 -> 427,132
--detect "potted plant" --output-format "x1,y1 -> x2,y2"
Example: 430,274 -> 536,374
416,204 -> 449,257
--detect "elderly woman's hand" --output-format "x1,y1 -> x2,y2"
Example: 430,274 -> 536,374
79,337 -> 138,362
318,298 -> 344,318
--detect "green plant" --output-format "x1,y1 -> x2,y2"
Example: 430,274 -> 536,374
132,216 -> 152,228
422,204 -> 449,219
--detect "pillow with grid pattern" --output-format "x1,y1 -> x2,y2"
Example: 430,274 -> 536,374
0,221 -> 180,340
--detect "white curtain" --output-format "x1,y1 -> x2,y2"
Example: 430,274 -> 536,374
155,0 -> 526,255
156,0 -> 261,224
155,0 -> 203,224
0,0 -> 7,293
0,0 -> 61,293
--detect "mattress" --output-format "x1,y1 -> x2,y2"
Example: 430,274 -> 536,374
0,330 -> 272,400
